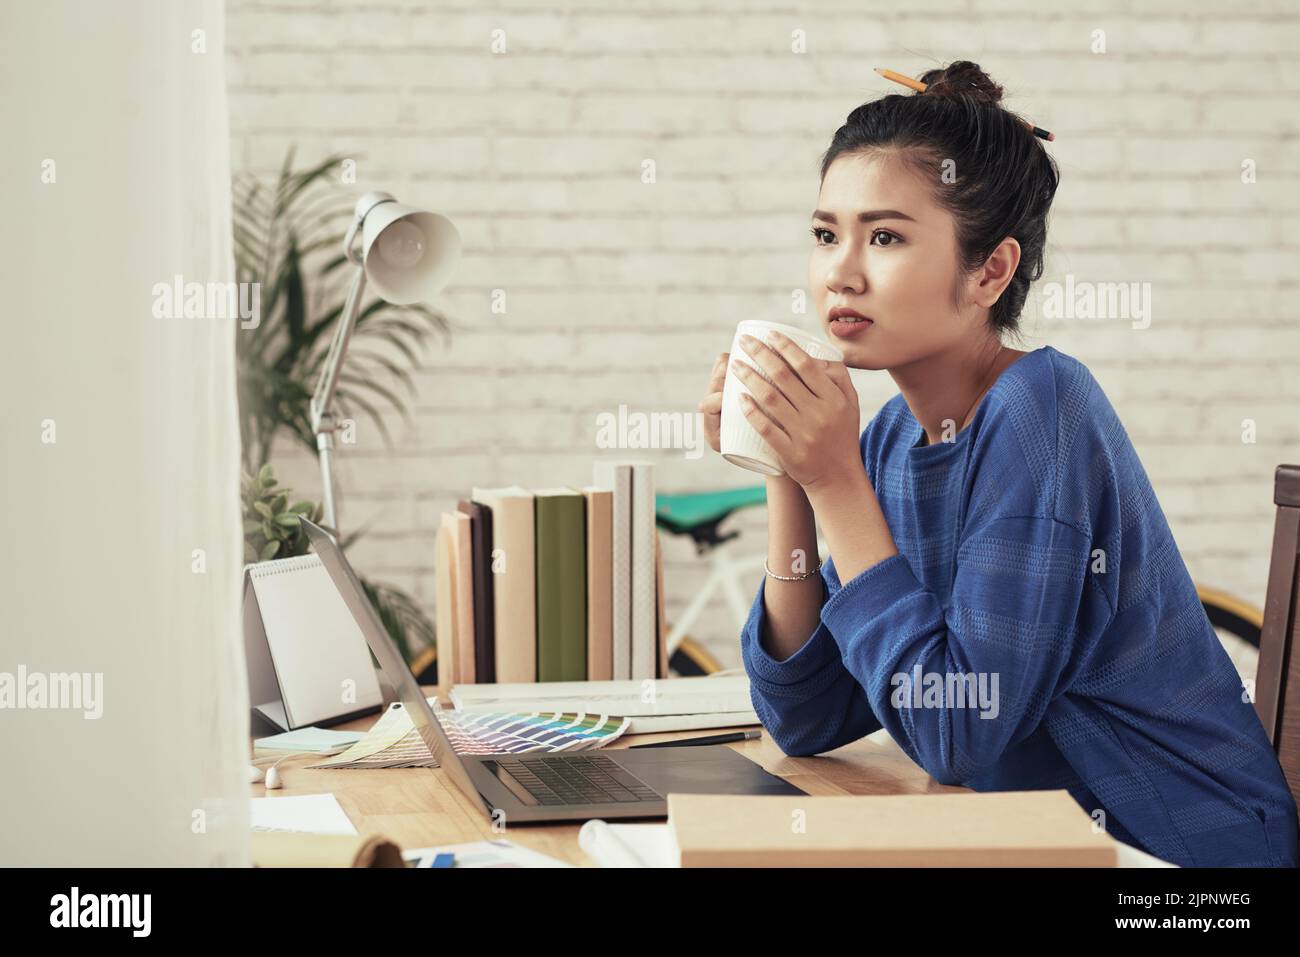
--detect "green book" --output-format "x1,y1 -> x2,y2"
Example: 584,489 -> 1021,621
533,488 -> 588,682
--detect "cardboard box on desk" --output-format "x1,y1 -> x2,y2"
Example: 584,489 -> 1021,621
669,790 -> 1119,867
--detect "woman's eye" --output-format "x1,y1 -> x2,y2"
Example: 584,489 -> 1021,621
808,227 -> 899,246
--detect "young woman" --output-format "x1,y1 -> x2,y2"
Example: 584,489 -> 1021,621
698,62 -> 1297,868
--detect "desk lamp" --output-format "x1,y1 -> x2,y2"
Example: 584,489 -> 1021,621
309,191 -> 461,530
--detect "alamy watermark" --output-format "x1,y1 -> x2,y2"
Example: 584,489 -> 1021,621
50,887 -> 150,937
890,665 -> 1000,719
1,666 -> 103,719
595,404 -> 705,460
151,274 -> 260,329
1040,274 -> 1152,330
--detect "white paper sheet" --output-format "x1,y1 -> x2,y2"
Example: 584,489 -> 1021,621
249,793 -> 358,836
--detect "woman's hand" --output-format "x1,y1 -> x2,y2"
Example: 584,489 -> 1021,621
732,331 -> 862,491
697,351 -> 729,454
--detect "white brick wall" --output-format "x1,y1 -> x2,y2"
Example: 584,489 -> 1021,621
227,0 -> 1300,667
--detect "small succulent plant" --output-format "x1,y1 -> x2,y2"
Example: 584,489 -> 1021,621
241,463 -> 323,564
239,463 -> 431,663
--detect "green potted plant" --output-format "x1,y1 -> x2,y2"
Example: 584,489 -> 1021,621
241,463 -> 321,564
240,463 -> 430,663
234,151 -> 447,667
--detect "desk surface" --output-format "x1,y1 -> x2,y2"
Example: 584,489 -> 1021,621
251,686 -> 966,866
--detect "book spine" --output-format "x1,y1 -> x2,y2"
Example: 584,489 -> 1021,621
535,494 -> 587,682
584,489 -> 614,681
630,463 -> 657,680
490,496 -> 536,683
594,462 -> 632,680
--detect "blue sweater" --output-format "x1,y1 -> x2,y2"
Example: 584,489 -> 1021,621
741,345 -> 1298,867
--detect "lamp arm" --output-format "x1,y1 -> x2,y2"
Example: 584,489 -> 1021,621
310,263 -> 366,530
307,189 -> 423,530
342,209 -> 364,267
310,264 -> 366,434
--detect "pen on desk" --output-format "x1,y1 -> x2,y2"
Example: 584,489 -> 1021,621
628,730 -> 760,749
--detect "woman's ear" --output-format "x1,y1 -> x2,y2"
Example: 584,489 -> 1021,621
973,237 -> 1022,308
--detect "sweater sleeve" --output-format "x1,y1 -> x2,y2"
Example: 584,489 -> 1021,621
740,557 -> 884,756
819,515 -> 1106,786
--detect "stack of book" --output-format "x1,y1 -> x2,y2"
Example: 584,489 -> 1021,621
435,460 -> 665,684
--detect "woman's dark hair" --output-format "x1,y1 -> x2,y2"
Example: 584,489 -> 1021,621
819,61 -> 1059,338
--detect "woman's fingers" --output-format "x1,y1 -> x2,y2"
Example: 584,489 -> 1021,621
701,352 -> 729,453
730,357 -> 798,427
764,331 -> 845,401
738,336 -> 812,407
697,392 -> 723,414
738,333 -> 826,407
708,351 -> 729,393
820,358 -> 858,402
740,393 -> 794,460
699,353 -> 727,416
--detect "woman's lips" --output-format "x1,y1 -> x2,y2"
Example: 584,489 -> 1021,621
829,316 -> 873,338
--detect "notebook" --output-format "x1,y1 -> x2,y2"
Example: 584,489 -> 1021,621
450,675 -> 759,733
242,554 -> 384,729
628,462 -> 657,680
580,820 -> 1175,868
581,486 -> 614,681
533,488 -> 587,682
434,523 -> 457,686
440,510 -> 476,683
669,791 -> 1121,867
591,462 -> 633,678
469,486 -> 537,683
457,499 -> 495,682
253,727 -> 364,753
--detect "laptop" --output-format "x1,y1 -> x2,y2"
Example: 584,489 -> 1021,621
301,518 -> 805,823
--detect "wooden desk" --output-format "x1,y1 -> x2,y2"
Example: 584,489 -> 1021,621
251,686 -> 967,866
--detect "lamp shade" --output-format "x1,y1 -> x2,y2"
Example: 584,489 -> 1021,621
358,200 -> 461,305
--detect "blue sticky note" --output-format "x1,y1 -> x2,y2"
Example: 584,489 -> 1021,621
253,727 -> 364,753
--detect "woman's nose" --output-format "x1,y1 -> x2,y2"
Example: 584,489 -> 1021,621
825,247 -> 866,295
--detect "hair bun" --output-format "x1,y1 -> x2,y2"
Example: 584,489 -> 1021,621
917,61 -> 1004,106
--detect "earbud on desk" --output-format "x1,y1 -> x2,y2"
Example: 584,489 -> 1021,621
250,746 -> 345,791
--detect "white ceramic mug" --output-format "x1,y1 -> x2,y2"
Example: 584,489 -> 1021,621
720,320 -> 844,476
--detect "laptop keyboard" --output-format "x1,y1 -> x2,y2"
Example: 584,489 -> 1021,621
498,754 -> 661,806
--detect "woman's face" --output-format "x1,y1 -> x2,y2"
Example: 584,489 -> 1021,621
809,151 -> 983,371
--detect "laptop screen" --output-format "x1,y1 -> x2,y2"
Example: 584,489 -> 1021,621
300,518 -> 488,814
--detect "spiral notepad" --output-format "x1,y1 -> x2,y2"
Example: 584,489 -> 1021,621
243,554 -> 384,730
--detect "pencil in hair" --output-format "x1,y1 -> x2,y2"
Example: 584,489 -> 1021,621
874,67 -> 926,93
873,66 -> 1055,141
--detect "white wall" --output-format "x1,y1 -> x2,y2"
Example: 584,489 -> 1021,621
226,0 -> 1300,666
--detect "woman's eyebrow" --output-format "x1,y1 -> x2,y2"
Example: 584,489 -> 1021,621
811,209 -> 917,224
